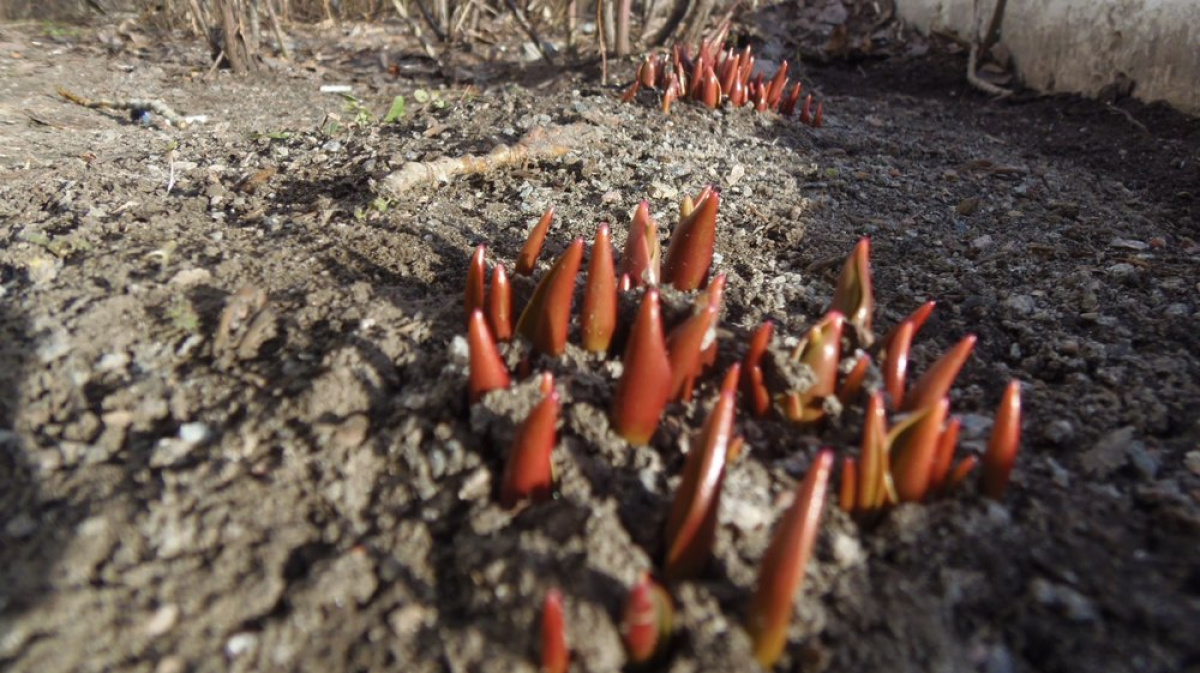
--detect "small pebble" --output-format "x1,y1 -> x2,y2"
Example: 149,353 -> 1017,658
144,604 -> 180,637
179,422 -> 211,445
5,513 -> 37,538
1044,420 -> 1075,444
225,632 -> 258,658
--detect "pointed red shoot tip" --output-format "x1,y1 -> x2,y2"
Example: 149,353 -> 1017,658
639,55 -> 659,89
623,573 -> 674,665
780,81 -> 803,116
618,273 -> 632,294
838,352 -> 871,405
748,449 -> 834,668
729,77 -> 747,108
582,223 -> 617,353
664,365 -> 738,581
839,456 -> 858,512
621,81 -> 640,103
741,321 -> 775,417
881,300 -> 937,356
981,380 -> 1022,500
538,371 -> 555,395
662,188 -> 721,292
902,334 -> 977,412
888,397 -> 951,503
883,320 -> 915,410
928,415 -> 962,496
468,309 -> 510,404
612,289 -> 672,446
948,455 -> 979,491
720,362 -> 741,395
830,237 -> 874,346
620,201 -> 661,288
541,589 -> 569,673
665,277 -> 725,402
515,207 -> 556,276
857,391 -> 890,512
662,77 -> 679,114
465,244 -> 487,322
797,311 -> 845,399
799,94 -> 813,125
488,263 -> 513,342
812,102 -> 824,128
766,60 -> 789,110
702,66 -> 721,109
516,239 -> 586,357
500,381 -> 559,508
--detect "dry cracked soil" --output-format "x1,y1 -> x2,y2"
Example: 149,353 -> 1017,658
1,14 -> 1199,673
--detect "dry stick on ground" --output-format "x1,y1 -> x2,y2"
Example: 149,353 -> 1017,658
967,0 -> 1012,97
57,86 -> 191,127
379,124 -> 596,195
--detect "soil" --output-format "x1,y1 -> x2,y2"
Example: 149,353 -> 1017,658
2,14 -> 1199,673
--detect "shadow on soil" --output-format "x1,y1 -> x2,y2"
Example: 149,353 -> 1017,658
0,265 -> 71,662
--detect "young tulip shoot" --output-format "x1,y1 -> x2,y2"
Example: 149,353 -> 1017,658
620,202 -> 662,288
902,335 -> 977,412
612,289 -> 673,446
883,320 -> 915,409
888,397 -> 951,502
666,274 -> 726,401
515,207 -> 555,276
500,374 -> 559,508
741,321 -> 774,417
927,416 -> 962,496
839,352 -> 871,405
881,301 -> 936,354
747,449 -> 833,668
981,380 -> 1022,500
781,312 -> 844,424
623,573 -> 674,666
662,188 -> 720,291
839,456 -> 858,513
488,263 -> 513,342
856,391 -> 892,512
664,364 -> 739,581
830,237 -> 874,346
516,239 -> 585,357
468,309 -> 511,403
541,588 -> 569,673
465,244 -> 487,321
581,223 -> 617,353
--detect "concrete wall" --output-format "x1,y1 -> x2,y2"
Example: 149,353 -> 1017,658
896,0 -> 1200,115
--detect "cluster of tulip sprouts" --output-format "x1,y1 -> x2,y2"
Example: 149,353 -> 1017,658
621,33 -> 824,126
463,190 -> 1021,668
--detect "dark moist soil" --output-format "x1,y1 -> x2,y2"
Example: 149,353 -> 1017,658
2,17 -> 1200,673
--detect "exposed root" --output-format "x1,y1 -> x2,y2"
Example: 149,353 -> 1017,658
379,124 -> 597,196
967,44 -> 1013,98
966,0 -> 1013,98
